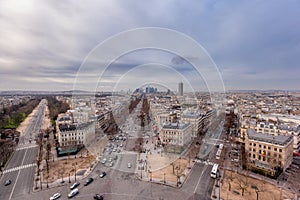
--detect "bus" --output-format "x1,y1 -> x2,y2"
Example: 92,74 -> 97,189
211,164 -> 218,178
216,149 -> 222,160
215,143 -> 224,160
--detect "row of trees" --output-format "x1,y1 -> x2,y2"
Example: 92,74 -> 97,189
44,96 -> 70,126
0,98 -> 40,129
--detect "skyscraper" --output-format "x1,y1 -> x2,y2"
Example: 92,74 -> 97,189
178,82 -> 183,96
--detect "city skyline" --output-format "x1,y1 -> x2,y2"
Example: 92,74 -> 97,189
1,1 -> 300,91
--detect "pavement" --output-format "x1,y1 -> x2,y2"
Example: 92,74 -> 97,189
0,100 -> 46,200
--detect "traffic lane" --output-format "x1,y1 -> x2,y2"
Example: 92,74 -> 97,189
10,167 -> 35,199
115,153 -> 137,173
23,147 -> 38,165
0,171 -> 18,200
5,149 -> 26,169
181,163 -> 205,193
194,163 -> 214,200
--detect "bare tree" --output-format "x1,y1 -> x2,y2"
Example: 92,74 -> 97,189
253,182 -> 266,200
225,170 -> 235,191
237,175 -> 249,196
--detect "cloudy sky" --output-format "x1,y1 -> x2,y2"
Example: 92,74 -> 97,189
0,0 -> 299,92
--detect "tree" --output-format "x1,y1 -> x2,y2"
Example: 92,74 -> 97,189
238,175 -> 249,196
226,171 -> 235,191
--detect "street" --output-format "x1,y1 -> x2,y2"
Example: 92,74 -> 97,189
0,100 -> 46,200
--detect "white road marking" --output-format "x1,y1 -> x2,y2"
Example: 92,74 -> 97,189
3,164 -> 36,174
9,148 -> 28,200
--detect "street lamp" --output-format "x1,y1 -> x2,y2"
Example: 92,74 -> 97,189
150,171 -> 152,182
69,172 -> 71,183
163,173 -> 166,184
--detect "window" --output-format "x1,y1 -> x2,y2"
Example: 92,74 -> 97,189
263,157 -> 266,161
279,149 -> 282,152
253,148 -> 256,152
250,143 -> 252,146
253,154 -> 256,158
249,148 -> 252,151
249,153 -> 251,157
268,146 -> 271,150
259,144 -> 261,148
263,145 -> 266,149
254,143 -> 256,147
274,148 -> 277,151
258,155 -> 261,160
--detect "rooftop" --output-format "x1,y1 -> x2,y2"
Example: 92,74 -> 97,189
162,122 -> 190,129
247,129 -> 293,146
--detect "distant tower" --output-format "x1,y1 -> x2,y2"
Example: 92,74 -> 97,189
178,82 -> 183,96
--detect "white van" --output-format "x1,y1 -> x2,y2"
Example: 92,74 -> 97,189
68,188 -> 79,198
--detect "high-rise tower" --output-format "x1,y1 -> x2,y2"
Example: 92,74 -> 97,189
178,82 -> 183,96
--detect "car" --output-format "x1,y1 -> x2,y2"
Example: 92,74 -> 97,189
99,172 -> 106,178
101,158 -> 107,164
68,188 -> 79,198
84,178 -> 94,186
108,158 -> 112,162
4,180 -> 11,186
50,193 -> 61,200
127,163 -> 131,168
109,162 -> 114,167
70,182 -> 80,190
113,148 -> 117,152
93,194 -> 104,200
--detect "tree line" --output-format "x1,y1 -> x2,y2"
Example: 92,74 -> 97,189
0,98 -> 41,129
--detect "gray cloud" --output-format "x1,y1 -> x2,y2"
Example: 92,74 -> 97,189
0,0 -> 299,91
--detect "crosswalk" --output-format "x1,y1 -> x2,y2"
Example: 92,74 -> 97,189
3,163 -> 36,174
195,159 -> 215,166
16,144 -> 38,151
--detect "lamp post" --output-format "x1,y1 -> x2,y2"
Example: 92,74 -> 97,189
150,171 -> 152,181
40,168 -> 43,189
74,162 -> 77,182
163,173 -> 166,184
46,175 -> 49,188
69,172 -> 71,183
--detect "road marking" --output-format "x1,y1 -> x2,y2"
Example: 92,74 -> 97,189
195,159 -> 215,166
16,145 -> 37,151
193,164 -> 209,194
3,164 -> 36,174
9,148 -> 28,200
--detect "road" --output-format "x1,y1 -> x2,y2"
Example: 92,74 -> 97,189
0,99 -> 46,200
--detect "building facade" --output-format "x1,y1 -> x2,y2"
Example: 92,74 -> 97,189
159,122 -> 192,147
245,129 -> 293,175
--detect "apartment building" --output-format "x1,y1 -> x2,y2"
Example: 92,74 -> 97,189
57,121 -> 95,147
245,129 -> 293,175
159,122 -> 192,147
181,109 -> 205,137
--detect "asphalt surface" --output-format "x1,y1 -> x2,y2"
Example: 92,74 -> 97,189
0,100 -> 46,200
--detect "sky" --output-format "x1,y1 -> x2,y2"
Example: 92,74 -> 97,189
0,0 -> 299,92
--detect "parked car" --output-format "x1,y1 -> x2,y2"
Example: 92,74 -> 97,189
4,180 -> 11,186
101,158 -> 107,164
68,188 -> 79,198
99,172 -> 106,178
70,182 -> 80,190
84,178 -> 94,186
127,163 -> 131,168
93,193 -> 104,200
50,193 -> 61,200
109,162 -> 114,167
